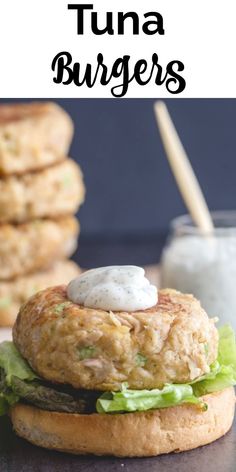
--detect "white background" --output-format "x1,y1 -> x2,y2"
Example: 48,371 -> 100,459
0,0 -> 236,97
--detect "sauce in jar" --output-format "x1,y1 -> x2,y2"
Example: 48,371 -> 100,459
161,211 -> 236,329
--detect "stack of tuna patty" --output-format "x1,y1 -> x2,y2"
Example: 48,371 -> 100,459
0,102 -> 85,326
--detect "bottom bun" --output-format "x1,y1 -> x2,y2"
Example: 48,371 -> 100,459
10,387 -> 235,457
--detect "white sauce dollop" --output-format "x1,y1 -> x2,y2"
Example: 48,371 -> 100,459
67,265 -> 158,312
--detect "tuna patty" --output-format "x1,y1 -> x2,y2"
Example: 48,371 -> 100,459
13,287 -> 218,391
0,102 -> 73,175
0,260 -> 81,327
0,159 -> 85,223
0,217 -> 79,280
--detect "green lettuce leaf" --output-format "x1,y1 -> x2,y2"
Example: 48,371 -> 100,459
218,324 -> 236,370
0,341 -> 38,384
0,341 -> 38,414
96,383 -> 206,413
192,324 -> 236,396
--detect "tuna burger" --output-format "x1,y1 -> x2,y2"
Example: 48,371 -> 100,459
0,266 -> 235,457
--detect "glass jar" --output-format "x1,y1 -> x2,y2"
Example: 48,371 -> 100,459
160,211 -> 236,329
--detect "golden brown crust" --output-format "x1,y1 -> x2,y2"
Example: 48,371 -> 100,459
0,160 -> 85,223
13,287 -> 218,391
0,102 -> 59,124
0,217 -> 79,280
0,102 -> 73,175
10,387 -> 235,457
0,261 -> 81,327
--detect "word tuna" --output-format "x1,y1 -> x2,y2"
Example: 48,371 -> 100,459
68,4 -> 165,36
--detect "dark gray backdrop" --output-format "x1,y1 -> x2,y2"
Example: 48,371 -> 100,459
2,99 -> 235,266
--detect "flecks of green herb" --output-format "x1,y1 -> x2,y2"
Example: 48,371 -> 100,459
78,346 -> 96,360
54,302 -> 71,315
63,174 -> 72,187
136,353 -> 147,367
0,298 -> 11,309
204,343 -> 209,356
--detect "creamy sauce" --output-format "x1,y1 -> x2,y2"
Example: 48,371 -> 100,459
67,265 -> 158,312
161,234 -> 236,328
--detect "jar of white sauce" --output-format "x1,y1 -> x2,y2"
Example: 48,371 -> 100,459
160,211 -> 236,329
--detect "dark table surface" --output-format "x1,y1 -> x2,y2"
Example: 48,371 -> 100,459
0,415 -> 235,472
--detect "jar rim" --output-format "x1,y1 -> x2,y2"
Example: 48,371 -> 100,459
171,210 -> 236,236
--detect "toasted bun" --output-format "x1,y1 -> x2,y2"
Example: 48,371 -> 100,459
10,387 -> 235,457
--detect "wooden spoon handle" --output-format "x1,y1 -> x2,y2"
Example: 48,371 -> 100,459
154,101 -> 214,234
